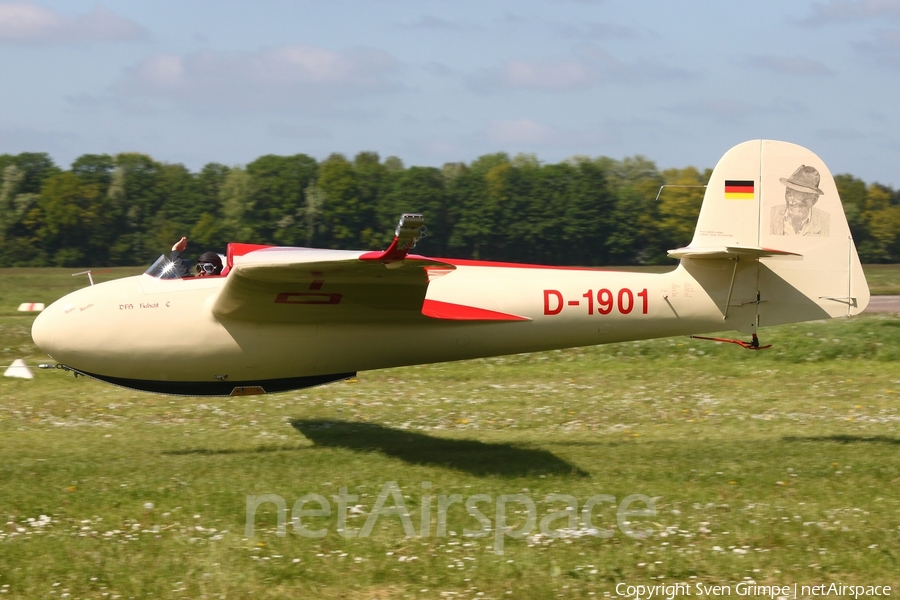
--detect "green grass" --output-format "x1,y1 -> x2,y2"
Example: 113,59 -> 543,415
0,267 -> 146,317
860,264 -> 900,295
1,269 -> 899,598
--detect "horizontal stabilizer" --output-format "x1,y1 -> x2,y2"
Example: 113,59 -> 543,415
667,245 -> 801,260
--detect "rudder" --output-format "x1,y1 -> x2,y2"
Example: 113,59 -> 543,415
670,140 -> 869,333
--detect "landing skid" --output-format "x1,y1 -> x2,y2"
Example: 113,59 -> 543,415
689,333 -> 771,350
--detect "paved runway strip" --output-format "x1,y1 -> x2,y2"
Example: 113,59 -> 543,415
864,295 -> 900,313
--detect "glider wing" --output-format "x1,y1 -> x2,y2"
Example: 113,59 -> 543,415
212,247 -> 455,323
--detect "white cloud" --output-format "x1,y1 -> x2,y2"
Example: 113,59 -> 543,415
267,122 -> 334,139
0,126 -> 78,156
137,54 -> 185,87
484,118 -> 621,149
0,3 -> 147,44
115,45 -> 402,112
745,55 -> 834,76
470,46 -> 692,92
856,28 -> 900,66
799,0 -> 900,25
501,59 -> 594,90
817,128 -> 866,141
550,21 -> 637,41
397,15 -> 475,31
478,57 -> 589,91
417,137 -> 466,160
667,99 -> 762,119
487,118 -> 565,145
665,98 -> 806,122
423,61 -> 455,78
496,12 -> 528,27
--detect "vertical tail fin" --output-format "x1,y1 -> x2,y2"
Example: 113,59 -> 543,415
669,140 -> 869,333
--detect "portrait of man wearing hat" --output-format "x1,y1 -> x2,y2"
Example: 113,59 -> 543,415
770,165 -> 830,236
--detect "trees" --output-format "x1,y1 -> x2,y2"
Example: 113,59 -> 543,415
596,155 -> 666,264
1,149 -> 898,267
379,166 -> 450,254
220,167 -> 254,243
657,167 -> 709,254
316,153 -> 369,249
835,175 -> 900,263
37,172 -> 110,266
0,153 -> 61,265
245,154 -> 318,246
190,163 -> 231,251
105,153 -> 164,264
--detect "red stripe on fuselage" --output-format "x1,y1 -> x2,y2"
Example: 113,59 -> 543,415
421,300 -> 529,321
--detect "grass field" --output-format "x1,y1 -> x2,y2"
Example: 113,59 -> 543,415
0,267 -> 146,317
1,267 -> 899,599
858,264 -> 900,295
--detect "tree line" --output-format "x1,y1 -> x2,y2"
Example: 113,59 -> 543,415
1,150 -> 898,268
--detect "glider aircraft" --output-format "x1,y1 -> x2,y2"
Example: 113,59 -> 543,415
32,140 -> 869,396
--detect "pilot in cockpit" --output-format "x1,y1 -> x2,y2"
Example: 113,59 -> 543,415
170,237 -> 223,277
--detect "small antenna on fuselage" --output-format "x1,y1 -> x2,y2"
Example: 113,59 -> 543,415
654,185 -> 708,202
71,270 -> 95,286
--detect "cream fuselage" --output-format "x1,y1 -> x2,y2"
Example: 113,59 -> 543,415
31,139 -> 875,396
31,261 -> 746,394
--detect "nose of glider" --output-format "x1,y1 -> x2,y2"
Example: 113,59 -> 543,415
31,304 -> 56,358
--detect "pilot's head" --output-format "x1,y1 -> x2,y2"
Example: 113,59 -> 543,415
196,251 -> 223,277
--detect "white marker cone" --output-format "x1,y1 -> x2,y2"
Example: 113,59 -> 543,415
4,359 -> 34,379
17,303 -> 45,312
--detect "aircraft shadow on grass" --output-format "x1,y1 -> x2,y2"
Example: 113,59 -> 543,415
783,434 -> 900,445
291,419 -> 588,477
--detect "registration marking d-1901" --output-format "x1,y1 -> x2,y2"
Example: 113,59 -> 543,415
544,288 -> 648,316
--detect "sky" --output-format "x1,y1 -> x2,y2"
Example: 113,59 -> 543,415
1,0 -> 900,186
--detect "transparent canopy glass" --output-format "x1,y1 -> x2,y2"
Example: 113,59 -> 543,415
144,255 -> 184,280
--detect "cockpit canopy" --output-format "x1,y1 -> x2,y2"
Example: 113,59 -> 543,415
144,255 -> 183,279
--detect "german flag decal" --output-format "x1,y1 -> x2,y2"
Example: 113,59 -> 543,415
724,180 -> 754,200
